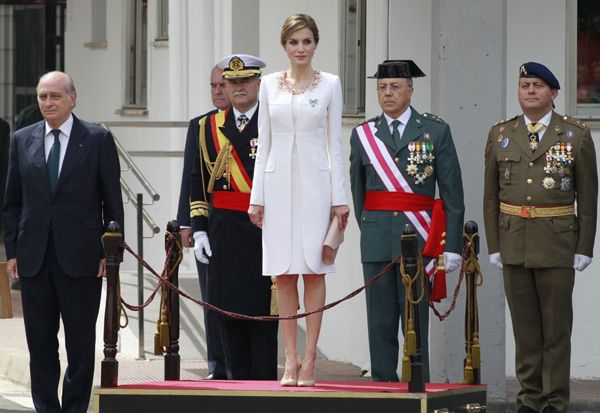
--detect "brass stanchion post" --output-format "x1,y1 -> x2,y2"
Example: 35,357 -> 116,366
401,224 -> 425,392
463,221 -> 481,385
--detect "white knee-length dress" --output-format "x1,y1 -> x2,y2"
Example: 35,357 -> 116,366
250,71 -> 347,276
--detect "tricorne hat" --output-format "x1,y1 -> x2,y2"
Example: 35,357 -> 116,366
216,54 -> 266,79
368,59 -> 426,79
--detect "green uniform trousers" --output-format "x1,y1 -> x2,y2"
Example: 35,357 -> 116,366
503,265 -> 575,413
363,262 -> 430,382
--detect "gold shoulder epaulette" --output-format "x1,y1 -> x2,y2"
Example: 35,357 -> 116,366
560,114 -> 587,130
494,115 -> 518,127
422,112 -> 445,124
198,112 -> 211,125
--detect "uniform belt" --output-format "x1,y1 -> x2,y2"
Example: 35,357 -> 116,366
499,202 -> 575,219
212,191 -> 250,212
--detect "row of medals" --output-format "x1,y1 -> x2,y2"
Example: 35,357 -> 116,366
543,142 -> 574,191
406,141 -> 435,185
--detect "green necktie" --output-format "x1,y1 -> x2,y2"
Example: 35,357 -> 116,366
47,129 -> 61,192
391,119 -> 401,146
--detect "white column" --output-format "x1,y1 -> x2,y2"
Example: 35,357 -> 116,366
187,0 -> 216,118
429,0 -> 507,397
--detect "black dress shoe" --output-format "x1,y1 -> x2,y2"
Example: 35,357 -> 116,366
204,373 -> 227,380
517,406 -> 537,413
542,406 -> 558,413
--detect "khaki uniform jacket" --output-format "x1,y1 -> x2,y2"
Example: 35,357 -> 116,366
483,112 -> 598,268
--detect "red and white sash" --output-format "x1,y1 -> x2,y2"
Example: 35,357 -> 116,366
356,121 -> 437,278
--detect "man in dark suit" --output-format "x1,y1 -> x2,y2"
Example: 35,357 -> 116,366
177,64 -> 230,380
349,60 -> 465,382
3,71 -> 124,413
484,62 -> 597,413
0,117 -> 9,261
190,54 -> 277,380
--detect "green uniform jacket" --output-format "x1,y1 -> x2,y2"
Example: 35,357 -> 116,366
483,112 -> 598,268
349,108 -> 465,263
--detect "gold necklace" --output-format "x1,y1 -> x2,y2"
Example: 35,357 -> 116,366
277,70 -> 321,94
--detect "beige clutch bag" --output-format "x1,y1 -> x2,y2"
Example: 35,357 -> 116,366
322,216 -> 344,265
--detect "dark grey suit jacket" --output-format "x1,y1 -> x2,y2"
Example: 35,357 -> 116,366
0,117 -> 9,243
2,115 -> 124,277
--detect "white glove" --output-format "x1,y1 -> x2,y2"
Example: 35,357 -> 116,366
193,231 -> 212,264
443,252 -> 462,273
574,254 -> 592,272
489,252 -> 503,270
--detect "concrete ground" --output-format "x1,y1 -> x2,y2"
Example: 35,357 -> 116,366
1,277 -> 599,413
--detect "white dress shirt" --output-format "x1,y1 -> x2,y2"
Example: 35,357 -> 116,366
524,110 -> 552,141
383,106 -> 412,138
233,103 -> 258,128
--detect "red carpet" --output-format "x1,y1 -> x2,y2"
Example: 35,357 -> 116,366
118,380 -> 483,394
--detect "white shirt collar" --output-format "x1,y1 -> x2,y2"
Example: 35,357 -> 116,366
524,110 -> 552,128
383,106 -> 412,128
45,114 -> 74,138
233,103 -> 258,123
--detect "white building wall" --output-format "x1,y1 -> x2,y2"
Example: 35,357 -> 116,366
65,0 -> 125,121
258,0 -> 341,75
387,0 -> 433,114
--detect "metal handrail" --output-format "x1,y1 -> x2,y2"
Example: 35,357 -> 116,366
120,178 -> 160,234
102,121 -> 189,128
100,123 -> 160,202
97,121 -> 184,360
127,150 -> 183,158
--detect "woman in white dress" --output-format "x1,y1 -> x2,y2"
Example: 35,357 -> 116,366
248,14 -> 349,387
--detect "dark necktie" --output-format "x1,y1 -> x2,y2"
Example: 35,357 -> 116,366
527,122 -> 545,151
237,114 -> 248,131
391,119 -> 401,146
47,129 -> 61,192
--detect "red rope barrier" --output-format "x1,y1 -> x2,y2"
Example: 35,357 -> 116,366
427,239 -> 476,321
120,236 -> 402,321
118,234 -> 474,322
119,240 -> 179,311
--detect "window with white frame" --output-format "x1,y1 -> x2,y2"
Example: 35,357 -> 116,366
85,0 -> 106,48
340,0 -> 366,116
156,0 -> 168,41
576,0 -> 600,116
125,0 -> 148,108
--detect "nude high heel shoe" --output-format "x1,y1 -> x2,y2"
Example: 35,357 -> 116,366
297,360 -> 316,387
280,357 -> 301,387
